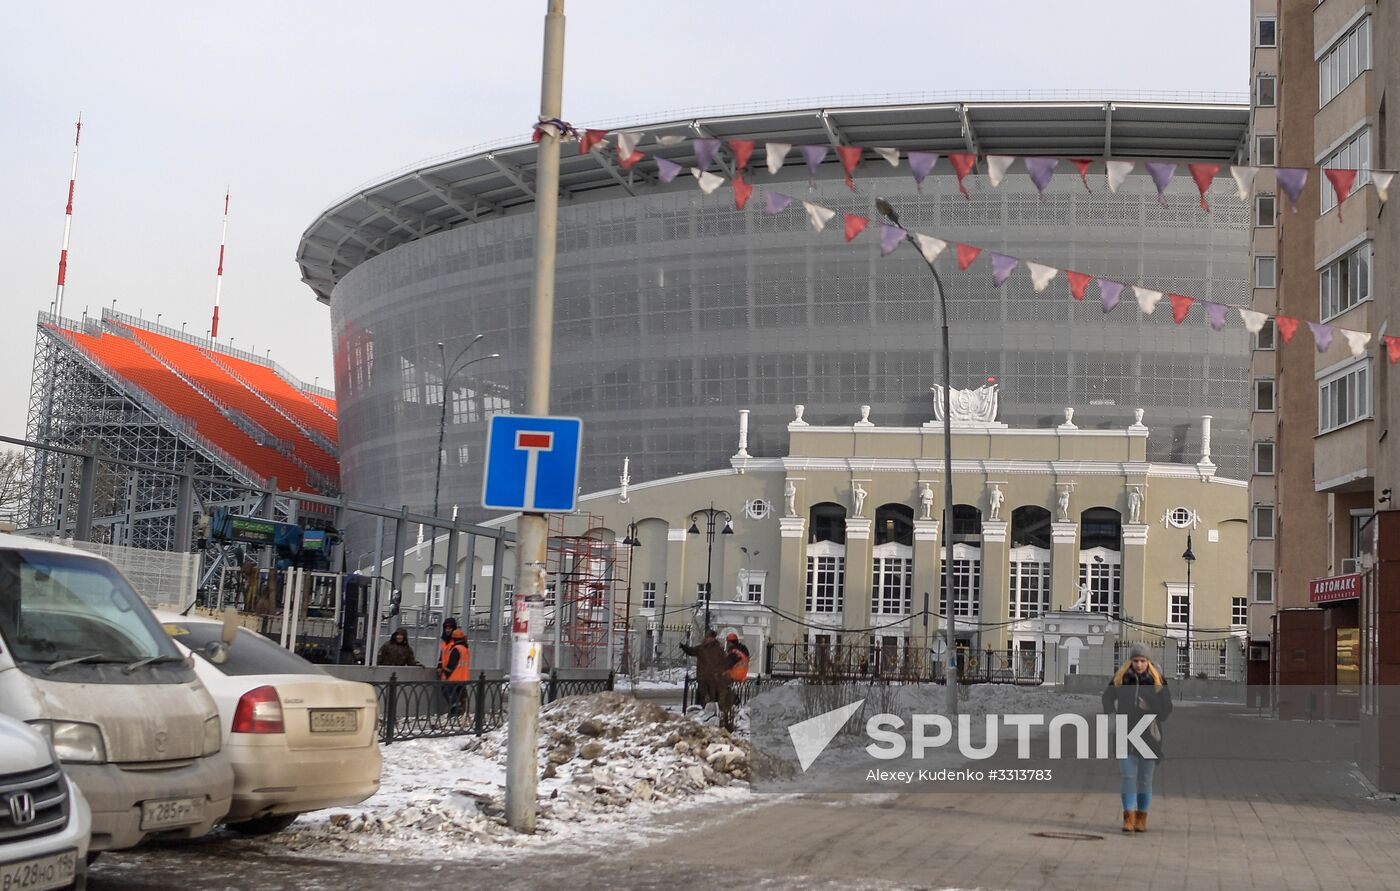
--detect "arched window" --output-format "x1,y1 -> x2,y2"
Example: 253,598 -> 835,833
1079,507 -> 1123,616
807,502 -> 846,614
1010,506 -> 1052,618
873,504 -> 914,616
1011,506 -> 1052,550
875,504 -> 914,547
808,502 -> 847,545
951,504 -> 982,542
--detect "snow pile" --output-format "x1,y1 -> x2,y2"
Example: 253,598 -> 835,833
271,692 -> 772,859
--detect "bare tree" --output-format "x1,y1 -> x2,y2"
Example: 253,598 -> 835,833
0,449 -> 29,527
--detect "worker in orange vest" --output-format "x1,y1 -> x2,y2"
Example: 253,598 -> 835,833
717,632 -> 750,731
441,628 -> 471,718
435,616 -> 460,677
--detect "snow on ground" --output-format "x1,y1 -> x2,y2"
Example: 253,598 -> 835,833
268,692 -> 770,861
615,666 -> 689,691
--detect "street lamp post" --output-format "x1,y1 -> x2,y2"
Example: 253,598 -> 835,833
876,197 -> 959,715
687,504 -> 733,632
620,521 -> 642,674
425,334 -> 499,629
1182,533 -> 1196,678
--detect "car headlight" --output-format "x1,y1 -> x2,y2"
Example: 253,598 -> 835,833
203,715 -> 223,755
29,720 -> 107,763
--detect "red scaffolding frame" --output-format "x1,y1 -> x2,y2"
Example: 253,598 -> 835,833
547,512 -> 632,671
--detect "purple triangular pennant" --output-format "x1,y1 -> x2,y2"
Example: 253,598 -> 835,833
1204,302 -> 1228,331
655,157 -> 683,183
908,151 -> 938,189
1024,157 -> 1059,194
989,252 -> 1019,286
799,145 -> 828,182
1276,168 -> 1309,208
1097,279 -> 1124,313
878,223 -> 906,257
1144,162 -> 1177,202
693,138 -> 720,171
764,191 -> 793,215
1307,321 -> 1335,352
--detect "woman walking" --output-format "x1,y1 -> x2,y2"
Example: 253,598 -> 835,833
1102,642 -> 1172,833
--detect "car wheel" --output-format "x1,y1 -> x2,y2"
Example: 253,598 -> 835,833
227,814 -> 299,836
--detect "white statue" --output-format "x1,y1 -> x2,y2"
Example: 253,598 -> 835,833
1128,486 -> 1143,525
619,457 -> 631,504
852,482 -> 868,518
784,480 -> 798,517
792,404 -> 808,426
1133,408 -> 1145,427
920,483 -> 934,521
988,484 -> 1005,521
1056,486 -> 1071,523
1062,407 -> 1076,428
931,383 -> 999,423
736,568 -> 748,601
856,404 -> 872,426
1072,583 -> 1090,611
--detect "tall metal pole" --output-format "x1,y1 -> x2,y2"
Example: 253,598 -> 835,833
506,0 -> 565,834
52,115 -> 82,319
211,189 -> 229,338
704,520 -> 714,633
426,343 -> 451,625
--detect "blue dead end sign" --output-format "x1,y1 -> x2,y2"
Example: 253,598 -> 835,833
482,415 -> 583,512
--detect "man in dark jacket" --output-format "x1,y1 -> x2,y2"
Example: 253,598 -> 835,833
680,630 -> 725,710
1102,642 -> 1173,834
377,628 -> 420,667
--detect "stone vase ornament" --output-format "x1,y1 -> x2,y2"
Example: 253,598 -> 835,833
792,404 -> 808,426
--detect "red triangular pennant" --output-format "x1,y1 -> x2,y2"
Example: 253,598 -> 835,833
949,153 -> 978,198
956,243 -> 982,270
1385,335 -> 1400,365
837,145 -> 863,192
844,213 -> 869,242
1325,168 -> 1359,220
1276,315 -> 1299,343
732,174 -> 753,211
579,128 -> 608,155
729,139 -> 755,171
1066,270 -> 1092,300
1071,158 -> 1093,191
619,148 -> 645,170
1188,163 -> 1220,212
1169,293 -> 1195,324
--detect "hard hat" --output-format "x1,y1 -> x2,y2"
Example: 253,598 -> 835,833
726,632 -> 739,642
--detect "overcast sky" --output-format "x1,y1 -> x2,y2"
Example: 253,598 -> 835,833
0,1 -> 1247,438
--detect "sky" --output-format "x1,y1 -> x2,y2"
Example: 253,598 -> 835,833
0,1 -> 1247,439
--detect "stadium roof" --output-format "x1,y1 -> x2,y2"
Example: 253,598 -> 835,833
297,99 -> 1250,303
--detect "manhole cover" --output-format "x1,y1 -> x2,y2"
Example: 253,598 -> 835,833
1031,831 -> 1104,841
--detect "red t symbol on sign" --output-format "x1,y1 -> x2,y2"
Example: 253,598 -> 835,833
515,431 -> 556,510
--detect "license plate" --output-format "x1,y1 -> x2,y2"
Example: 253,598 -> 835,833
0,849 -> 76,891
310,709 -> 358,733
140,796 -> 204,830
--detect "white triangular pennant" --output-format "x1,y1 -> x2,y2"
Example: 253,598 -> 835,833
803,201 -> 837,233
1343,329 -> 1372,358
766,142 -> 793,175
1230,165 -> 1258,201
1133,286 -> 1163,314
1238,308 -> 1268,334
616,131 -> 644,158
1373,171 -> 1395,202
1106,160 -> 1135,193
1026,262 -> 1058,293
913,233 -> 948,264
656,134 -> 686,147
986,155 -> 1015,188
872,147 -> 901,167
692,168 -> 725,194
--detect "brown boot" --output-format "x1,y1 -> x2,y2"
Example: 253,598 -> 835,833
1122,810 -> 1134,832
1133,810 -> 1148,832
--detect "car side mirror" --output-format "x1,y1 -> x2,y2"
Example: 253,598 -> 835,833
203,640 -> 231,666
221,607 -> 239,645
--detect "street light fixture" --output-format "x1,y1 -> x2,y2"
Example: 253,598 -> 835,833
876,197 -> 959,714
1182,533 -> 1196,678
425,335 -> 499,630
687,504 -> 733,632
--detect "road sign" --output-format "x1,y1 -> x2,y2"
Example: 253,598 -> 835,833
482,415 -> 583,512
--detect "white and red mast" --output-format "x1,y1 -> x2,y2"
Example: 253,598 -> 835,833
211,188 -> 229,338
52,114 -> 82,319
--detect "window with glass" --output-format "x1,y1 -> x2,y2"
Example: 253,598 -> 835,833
696,582 -> 712,603
1256,17 -> 1276,47
1319,242 -> 1372,321
400,357 -> 419,403
1254,505 -> 1276,540
1255,256 -> 1276,289
1253,570 -> 1275,603
1320,128 -> 1372,213
1255,135 -> 1276,167
1176,642 -> 1191,678
1009,551 -> 1051,618
1255,378 -> 1276,412
1254,441 -> 1275,475
1232,596 -> 1249,627
1219,645 -> 1230,677
1338,627 -> 1361,687
1256,318 -> 1276,351
805,554 -> 845,613
872,550 -> 913,615
1319,16 -> 1371,107
1256,75 -> 1276,107
1255,194 -> 1276,227
642,581 -> 656,610
1169,588 -> 1191,625
746,581 -> 764,603
939,549 -> 982,618
1078,551 -> 1123,617
1318,361 -> 1370,433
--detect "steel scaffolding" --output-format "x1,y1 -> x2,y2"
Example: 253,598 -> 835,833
547,512 -> 632,672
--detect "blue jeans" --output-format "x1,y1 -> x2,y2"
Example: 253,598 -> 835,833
1119,753 -> 1156,811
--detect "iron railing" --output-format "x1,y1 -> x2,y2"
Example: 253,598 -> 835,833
373,670 -> 613,744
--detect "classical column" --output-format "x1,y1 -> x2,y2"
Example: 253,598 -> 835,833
912,518 -> 940,659
778,515 -> 807,647
980,519 -> 1009,651
1050,521 -> 1080,610
1121,523 -> 1150,624
665,527 -> 689,629
844,518 -> 874,642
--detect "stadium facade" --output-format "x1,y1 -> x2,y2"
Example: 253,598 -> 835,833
300,101 -> 1252,547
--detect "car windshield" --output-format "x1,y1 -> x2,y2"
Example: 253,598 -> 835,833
0,548 -> 182,665
165,623 -> 326,677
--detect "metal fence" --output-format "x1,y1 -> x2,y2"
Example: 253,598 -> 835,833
761,641 -> 1046,685
47,536 -> 198,610
373,670 -> 614,744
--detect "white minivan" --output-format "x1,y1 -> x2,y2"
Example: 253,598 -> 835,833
0,534 -> 233,852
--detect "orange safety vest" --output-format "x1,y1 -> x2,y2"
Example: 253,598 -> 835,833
727,647 -> 750,682
445,642 -> 471,682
